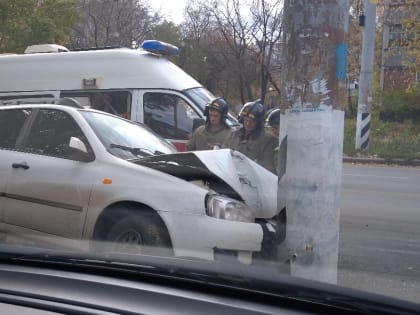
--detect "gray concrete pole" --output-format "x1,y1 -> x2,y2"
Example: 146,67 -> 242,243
355,0 -> 377,150
278,0 -> 349,284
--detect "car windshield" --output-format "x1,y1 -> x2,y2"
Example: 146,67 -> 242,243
81,111 -> 177,159
1,0 -> 420,313
184,87 -> 241,127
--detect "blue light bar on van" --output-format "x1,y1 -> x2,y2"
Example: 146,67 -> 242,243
141,40 -> 179,56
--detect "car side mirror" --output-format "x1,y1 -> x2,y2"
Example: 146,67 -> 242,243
69,136 -> 88,154
68,137 -> 94,162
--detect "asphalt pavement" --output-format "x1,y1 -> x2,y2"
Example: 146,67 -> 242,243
338,163 -> 420,302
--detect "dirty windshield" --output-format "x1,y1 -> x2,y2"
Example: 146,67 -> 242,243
0,0 -> 419,312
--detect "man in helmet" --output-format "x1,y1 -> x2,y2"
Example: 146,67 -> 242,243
223,100 -> 277,174
186,97 -> 232,151
266,108 -> 280,138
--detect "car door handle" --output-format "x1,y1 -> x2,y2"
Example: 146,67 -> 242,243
12,162 -> 30,170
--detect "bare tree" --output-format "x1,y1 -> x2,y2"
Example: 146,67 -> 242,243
70,0 -> 158,49
249,0 -> 283,106
182,0 -> 212,42
181,0 -> 284,107
210,0 -> 258,104
178,0 -> 213,84
170,0 -> 285,108
180,0 -> 238,102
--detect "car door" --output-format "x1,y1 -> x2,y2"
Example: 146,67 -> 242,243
2,108 -> 95,239
0,108 -> 33,223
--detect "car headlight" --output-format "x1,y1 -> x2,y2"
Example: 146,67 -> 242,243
206,194 -> 255,223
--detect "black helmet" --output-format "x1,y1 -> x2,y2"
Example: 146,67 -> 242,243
266,108 -> 280,127
204,97 -> 228,119
238,100 -> 265,126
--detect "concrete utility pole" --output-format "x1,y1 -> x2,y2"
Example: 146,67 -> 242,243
355,0 -> 377,149
278,0 -> 348,284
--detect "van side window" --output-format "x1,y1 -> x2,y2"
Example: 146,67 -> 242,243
0,109 -> 32,150
22,109 -> 92,161
143,93 -> 200,140
61,91 -> 131,119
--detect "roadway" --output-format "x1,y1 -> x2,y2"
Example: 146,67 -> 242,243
338,163 -> 420,302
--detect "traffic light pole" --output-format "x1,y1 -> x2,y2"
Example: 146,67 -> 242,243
278,0 -> 349,284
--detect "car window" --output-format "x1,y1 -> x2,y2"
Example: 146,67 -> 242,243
143,92 -> 200,140
22,109 -> 91,160
0,108 -> 32,150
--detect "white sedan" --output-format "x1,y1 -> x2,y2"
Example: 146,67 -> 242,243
0,104 -> 283,263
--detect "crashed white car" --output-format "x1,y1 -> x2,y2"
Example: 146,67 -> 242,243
0,104 -> 284,263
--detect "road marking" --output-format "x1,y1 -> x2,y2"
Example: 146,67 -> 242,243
343,173 -> 408,180
343,187 -> 418,197
351,244 -> 420,256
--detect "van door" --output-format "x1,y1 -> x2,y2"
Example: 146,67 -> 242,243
141,91 -> 202,151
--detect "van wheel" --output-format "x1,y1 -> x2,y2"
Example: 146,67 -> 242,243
106,212 -> 172,256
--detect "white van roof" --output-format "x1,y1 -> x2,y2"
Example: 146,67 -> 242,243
0,48 -> 201,92
24,44 -> 70,54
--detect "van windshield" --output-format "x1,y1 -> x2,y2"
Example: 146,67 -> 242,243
184,87 -> 240,127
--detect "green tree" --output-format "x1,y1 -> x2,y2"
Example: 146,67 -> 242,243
380,0 -> 419,91
0,0 -> 80,53
151,21 -> 182,47
398,2 -> 420,91
148,20 -> 183,65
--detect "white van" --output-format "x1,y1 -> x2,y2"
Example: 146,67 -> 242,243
0,40 -> 239,151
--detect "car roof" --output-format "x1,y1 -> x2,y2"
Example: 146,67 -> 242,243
1,103 -> 75,109
0,103 -> 151,129
0,103 -> 100,114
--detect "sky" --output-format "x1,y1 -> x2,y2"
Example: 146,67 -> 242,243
148,0 -> 188,25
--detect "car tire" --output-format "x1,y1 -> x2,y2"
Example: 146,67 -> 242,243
105,211 -> 172,256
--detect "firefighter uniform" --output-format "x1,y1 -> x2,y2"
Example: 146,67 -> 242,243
187,124 -> 231,151
223,127 -> 277,173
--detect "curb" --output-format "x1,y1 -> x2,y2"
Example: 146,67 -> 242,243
343,156 -> 420,167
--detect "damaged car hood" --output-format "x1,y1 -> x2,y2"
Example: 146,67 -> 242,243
134,149 -> 280,219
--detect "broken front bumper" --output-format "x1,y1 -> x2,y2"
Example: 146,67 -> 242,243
253,208 -> 287,262
214,208 -> 287,264
159,208 -> 286,265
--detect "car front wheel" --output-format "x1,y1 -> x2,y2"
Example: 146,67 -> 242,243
105,212 -> 172,256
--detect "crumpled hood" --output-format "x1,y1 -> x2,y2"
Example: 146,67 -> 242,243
134,149 -> 280,219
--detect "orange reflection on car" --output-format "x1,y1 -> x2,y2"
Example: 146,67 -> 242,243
102,178 -> 113,185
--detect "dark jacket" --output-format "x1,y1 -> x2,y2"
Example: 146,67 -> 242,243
223,127 -> 278,173
187,123 -> 232,151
